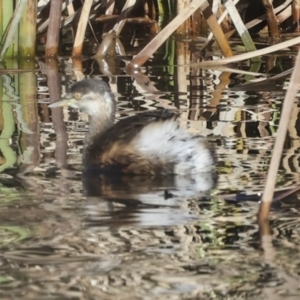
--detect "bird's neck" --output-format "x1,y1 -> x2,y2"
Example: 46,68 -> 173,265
85,112 -> 115,146
82,91 -> 116,164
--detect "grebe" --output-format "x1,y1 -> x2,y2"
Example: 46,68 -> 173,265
49,79 -> 214,175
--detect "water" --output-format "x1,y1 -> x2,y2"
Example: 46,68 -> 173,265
1,38 -> 300,299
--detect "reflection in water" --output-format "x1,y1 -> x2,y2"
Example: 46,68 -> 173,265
47,59 -> 68,170
1,44 -> 300,298
0,75 -> 18,173
82,171 -> 216,227
2,167 -> 300,299
18,61 -> 40,175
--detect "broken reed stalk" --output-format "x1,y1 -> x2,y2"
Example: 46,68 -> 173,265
224,0 -> 291,39
258,48 -> 300,221
190,35 -> 300,68
223,0 -> 257,54
200,1 -> 233,57
273,185 -> 300,202
72,0 -> 93,57
45,0 -> 63,57
66,0 -> 75,15
261,0 -> 280,37
113,0 -> 137,36
201,0 -> 239,51
105,0 -> 115,15
127,0 -> 207,68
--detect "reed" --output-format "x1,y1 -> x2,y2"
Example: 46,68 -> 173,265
19,0 -> 37,58
0,0 -> 37,59
45,0 -> 63,57
0,0 -> 296,61
258,48 -> 300,220
0,74 -> 17,172
0,0 -> 15,58
18,62 -> 40,172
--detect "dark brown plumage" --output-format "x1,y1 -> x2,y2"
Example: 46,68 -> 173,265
85,109 -> 178,174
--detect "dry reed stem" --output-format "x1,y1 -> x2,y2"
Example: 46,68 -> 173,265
200,1 -> 233,57
113,0 -> 137,36
223,0 -> 257,53
190,36 -> 300,67
201,0 -> 239,50
72,0 -> 93,57
127,0 -> 206,68
105,0 -> 115,15
273,185 -> 300,202
177,0 -> 191,34
258,48 -> 300,221
45,0 -> 63,57
261,0 -> 280,37
292,0 -> 300,31
225,0 -> 292,38
67,0 -> 75,15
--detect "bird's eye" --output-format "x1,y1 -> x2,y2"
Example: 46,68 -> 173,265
74,92 -> 81,99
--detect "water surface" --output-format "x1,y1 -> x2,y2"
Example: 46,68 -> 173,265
1,37 -> 300,299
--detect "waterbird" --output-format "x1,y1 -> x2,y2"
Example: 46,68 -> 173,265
49,79 -> 214,175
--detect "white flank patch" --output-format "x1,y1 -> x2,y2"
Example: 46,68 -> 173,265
132,119 -> 214,174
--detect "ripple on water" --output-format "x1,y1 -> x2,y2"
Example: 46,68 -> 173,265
1,50 -> 300,298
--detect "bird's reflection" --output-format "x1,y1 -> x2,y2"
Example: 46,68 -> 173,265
0,168 -> 216,228
82,171 -> 217,227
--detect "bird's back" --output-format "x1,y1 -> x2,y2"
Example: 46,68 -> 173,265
83,110 -> 213,175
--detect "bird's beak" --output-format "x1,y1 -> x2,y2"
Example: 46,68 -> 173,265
49,97 -> 76,108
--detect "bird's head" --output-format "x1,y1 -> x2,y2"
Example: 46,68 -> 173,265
49,79 -> 115,117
